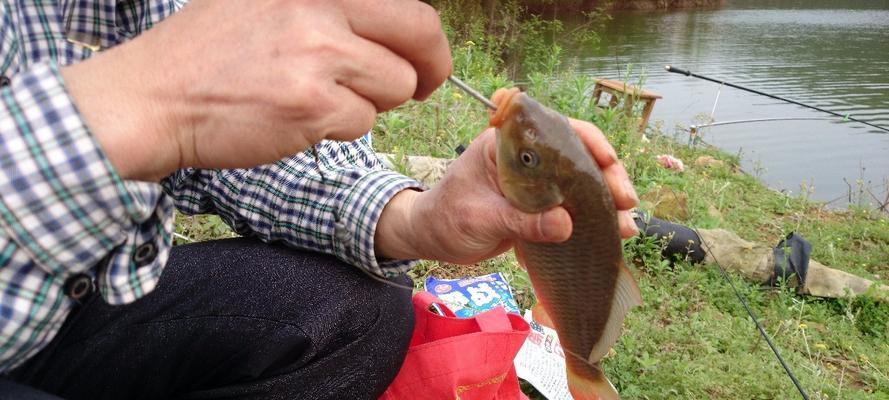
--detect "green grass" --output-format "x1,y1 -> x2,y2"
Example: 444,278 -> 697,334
174,4 -> 888,398
373,70 -> 889,399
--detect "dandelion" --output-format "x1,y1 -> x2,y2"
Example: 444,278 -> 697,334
815,343 -> 827,351
451,91 -> 464,100
798,323 -> 808,329
465,40 -> 476,47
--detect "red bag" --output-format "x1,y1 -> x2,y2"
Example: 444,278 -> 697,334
380,291 -> 530,400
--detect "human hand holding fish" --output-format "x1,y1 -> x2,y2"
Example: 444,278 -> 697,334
378,87 -> 642,399
375,98 -> 639,263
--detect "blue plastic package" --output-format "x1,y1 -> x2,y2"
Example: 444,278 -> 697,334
424,272 -> 521,317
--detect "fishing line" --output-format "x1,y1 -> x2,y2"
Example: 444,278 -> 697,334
694,228 -> 811,400
665,65 -> 889,134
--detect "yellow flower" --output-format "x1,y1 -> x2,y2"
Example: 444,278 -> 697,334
465,40 -> 476,47
859,354 -> 869,363
452,91 -> 464,100
815,343 -> 827,351
798,323 -> 808,329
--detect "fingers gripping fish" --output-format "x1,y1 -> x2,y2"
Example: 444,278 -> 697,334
490,88 -> 642,400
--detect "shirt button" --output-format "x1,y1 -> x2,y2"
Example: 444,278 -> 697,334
63,273 -> 94,301
133,242 -> 158,266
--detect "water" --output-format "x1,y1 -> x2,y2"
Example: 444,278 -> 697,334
573,0 -> 889,207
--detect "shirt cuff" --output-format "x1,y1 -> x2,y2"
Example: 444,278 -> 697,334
333,170 -> 424,277
0,62 -> 165,280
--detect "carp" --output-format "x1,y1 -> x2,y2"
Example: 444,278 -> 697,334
490,88 -> 642,400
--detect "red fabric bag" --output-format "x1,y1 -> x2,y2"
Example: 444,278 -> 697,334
380,291 -> 530,400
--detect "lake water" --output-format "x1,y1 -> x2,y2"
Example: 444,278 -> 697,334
573,0 -> 889,207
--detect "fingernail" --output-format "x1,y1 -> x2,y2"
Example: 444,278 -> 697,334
624,179 -> 639,204
608,148 -> 619,164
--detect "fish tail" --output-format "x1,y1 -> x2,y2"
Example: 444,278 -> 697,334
565,354 -> 620,400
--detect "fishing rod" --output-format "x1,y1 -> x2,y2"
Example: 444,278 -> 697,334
665,65 -> 889,134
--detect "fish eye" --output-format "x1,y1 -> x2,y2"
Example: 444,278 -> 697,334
520,150 -> 539,168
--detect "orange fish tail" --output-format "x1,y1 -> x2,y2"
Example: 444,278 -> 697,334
565,355 -> 619,400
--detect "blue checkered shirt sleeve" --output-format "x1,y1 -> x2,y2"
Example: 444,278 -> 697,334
163,139 -> 423,278
0,62 -> 175,370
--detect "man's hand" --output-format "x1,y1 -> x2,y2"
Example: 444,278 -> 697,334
375,120 -> 639,263
61,0 -> 451,181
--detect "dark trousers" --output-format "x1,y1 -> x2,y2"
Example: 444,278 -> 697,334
2,238 -> 414,399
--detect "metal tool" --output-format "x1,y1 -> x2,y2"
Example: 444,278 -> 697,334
447,75 -> 498,110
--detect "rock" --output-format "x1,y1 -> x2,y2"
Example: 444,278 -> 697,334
695,156 -> 726,169
640,186 -> 689,221
379,153 -> 453,186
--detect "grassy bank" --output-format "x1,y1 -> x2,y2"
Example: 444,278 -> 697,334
175,3 -> 888,399
378,58 -> 887,400
378,5 -> 888,398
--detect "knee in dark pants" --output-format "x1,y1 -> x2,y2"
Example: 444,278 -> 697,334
173,238 -> 416,400
284,272 -> 416,400
7,238 -> 417,400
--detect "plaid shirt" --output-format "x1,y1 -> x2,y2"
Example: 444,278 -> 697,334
0,0 -> 421,372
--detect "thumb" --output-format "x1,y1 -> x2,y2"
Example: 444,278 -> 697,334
499,205 -> 572,243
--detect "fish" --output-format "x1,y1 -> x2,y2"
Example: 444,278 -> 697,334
490,88 -> 642,400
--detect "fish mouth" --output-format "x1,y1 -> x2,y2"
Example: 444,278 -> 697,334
489,88 -> 522,127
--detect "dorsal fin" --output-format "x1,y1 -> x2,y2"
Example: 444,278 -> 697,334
587,263 -> 642,363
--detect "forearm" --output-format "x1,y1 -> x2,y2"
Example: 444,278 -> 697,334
374,189 -> 423,260
61,41 -> 182,182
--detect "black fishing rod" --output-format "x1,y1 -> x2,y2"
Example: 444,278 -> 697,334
665,65 -> 889,134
